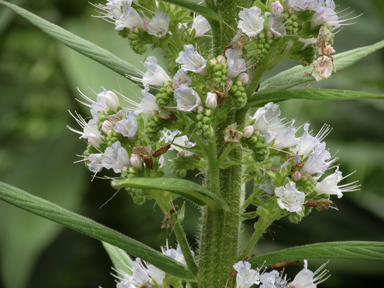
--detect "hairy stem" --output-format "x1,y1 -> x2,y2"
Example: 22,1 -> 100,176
153,194 -> 198,276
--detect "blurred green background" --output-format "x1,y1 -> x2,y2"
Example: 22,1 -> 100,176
0,0 -> 383,287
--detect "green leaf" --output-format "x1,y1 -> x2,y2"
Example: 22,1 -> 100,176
258,40 -> 384,94
0,182 -> 197,282
102,242 -> 134,277
0,0 -> 141,79
158,0 -> 220,21
250,241 -> 384,267
0,137 -> 87,288
112,178 -> 229,211
246,89 -> 384,109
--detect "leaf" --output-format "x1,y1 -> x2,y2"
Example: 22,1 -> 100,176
258,40 -> 384,94
0,1 -> 141,79
158,0 -> 220,21
112,178 -> 229,211
246,89 -> 384,109
102,242 -> 134,277
0,182 -> 197,282
0,136 -> 88,288
250,241 -> 384,267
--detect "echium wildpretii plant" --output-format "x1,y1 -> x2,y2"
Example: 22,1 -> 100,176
1,0 -> 384,287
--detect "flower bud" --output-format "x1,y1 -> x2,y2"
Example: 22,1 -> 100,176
209,59 -> 217,66
105,91 -> 119,112
292,171 -> 301,181
88,133 -> 103,149
205,92 -> 218,110
217,55 -> 226,63
102,120 -> 113,134
271,1 -> 283,15
130,154 -> 143,169
237,73 -> 249,85
197,106 -> 204,114
243,126 -> 254,138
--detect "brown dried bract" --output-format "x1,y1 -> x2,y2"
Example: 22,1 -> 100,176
207,84 -> 231,108
161,204 -> 180,229
223,32 -> 249,54
305,198 -> 338,211
271,260 -> 299,269
133,144 -> 154,169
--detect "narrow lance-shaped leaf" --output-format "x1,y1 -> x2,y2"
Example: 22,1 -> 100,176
249,241 -> 384,267
102,242 -> 134,277
0,0 -> 141,79
158,0 -> 220,21
0,182 -> 197,282
112,178 -> 229,211
258,40 -> 384,94
245,89 -> 384,109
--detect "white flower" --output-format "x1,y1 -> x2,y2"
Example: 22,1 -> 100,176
192,15 -> 211,37
174,86 -> 202,112
233,260 -> 260,288
176,44 -> 208,75
267,14 -> 286,37
269,125 -> 300,149
112,110 -> 139,140
260,270 -> 287,288
143,9 -> 170,37
145,264 -> 166,286
142,56 -> 172,87
102,141 -> 131,173
115,2 -> 144,31
165,130 -> 195,157
311,55 -> 334,81
275,181 -> 305,214
238,7 -> 265,38
225,48 -> 247,79
311,6 -> 340,29
173,69 -> 192,89
300,142 -> 337,175
295,123 -> 331,159
290,260 -> 330,288
85,153 -> 104,173
116,258 -> 151,288
67,112 -> 104,148
252,102 -> 286,134
314,167 -> 360,198
162,244 -> 192,266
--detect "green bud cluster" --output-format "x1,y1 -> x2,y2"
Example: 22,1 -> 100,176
229,80 -> 247,109
206,58 -> 228,87
125,187 -> 146,205
127,28 -> 148,55
171,153 -> 200,179
284,13 -> 300,35
145,112 -> 165,141
295,176 -> 315,195
156,82 -> 174,108
241,133 -> 268,162
196,107 -> 214,139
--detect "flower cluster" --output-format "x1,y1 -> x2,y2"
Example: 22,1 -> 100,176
114,244 -> 190,288
239,102 -> 359,222
233,259 -> 329,288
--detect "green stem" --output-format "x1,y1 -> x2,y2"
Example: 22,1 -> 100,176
152,194 -> 198,277
238,216 -> 275,260
169,26 -> 183,48
216,142 -> 235,167
246,63 -> 267,97
207,139 -> 220,194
